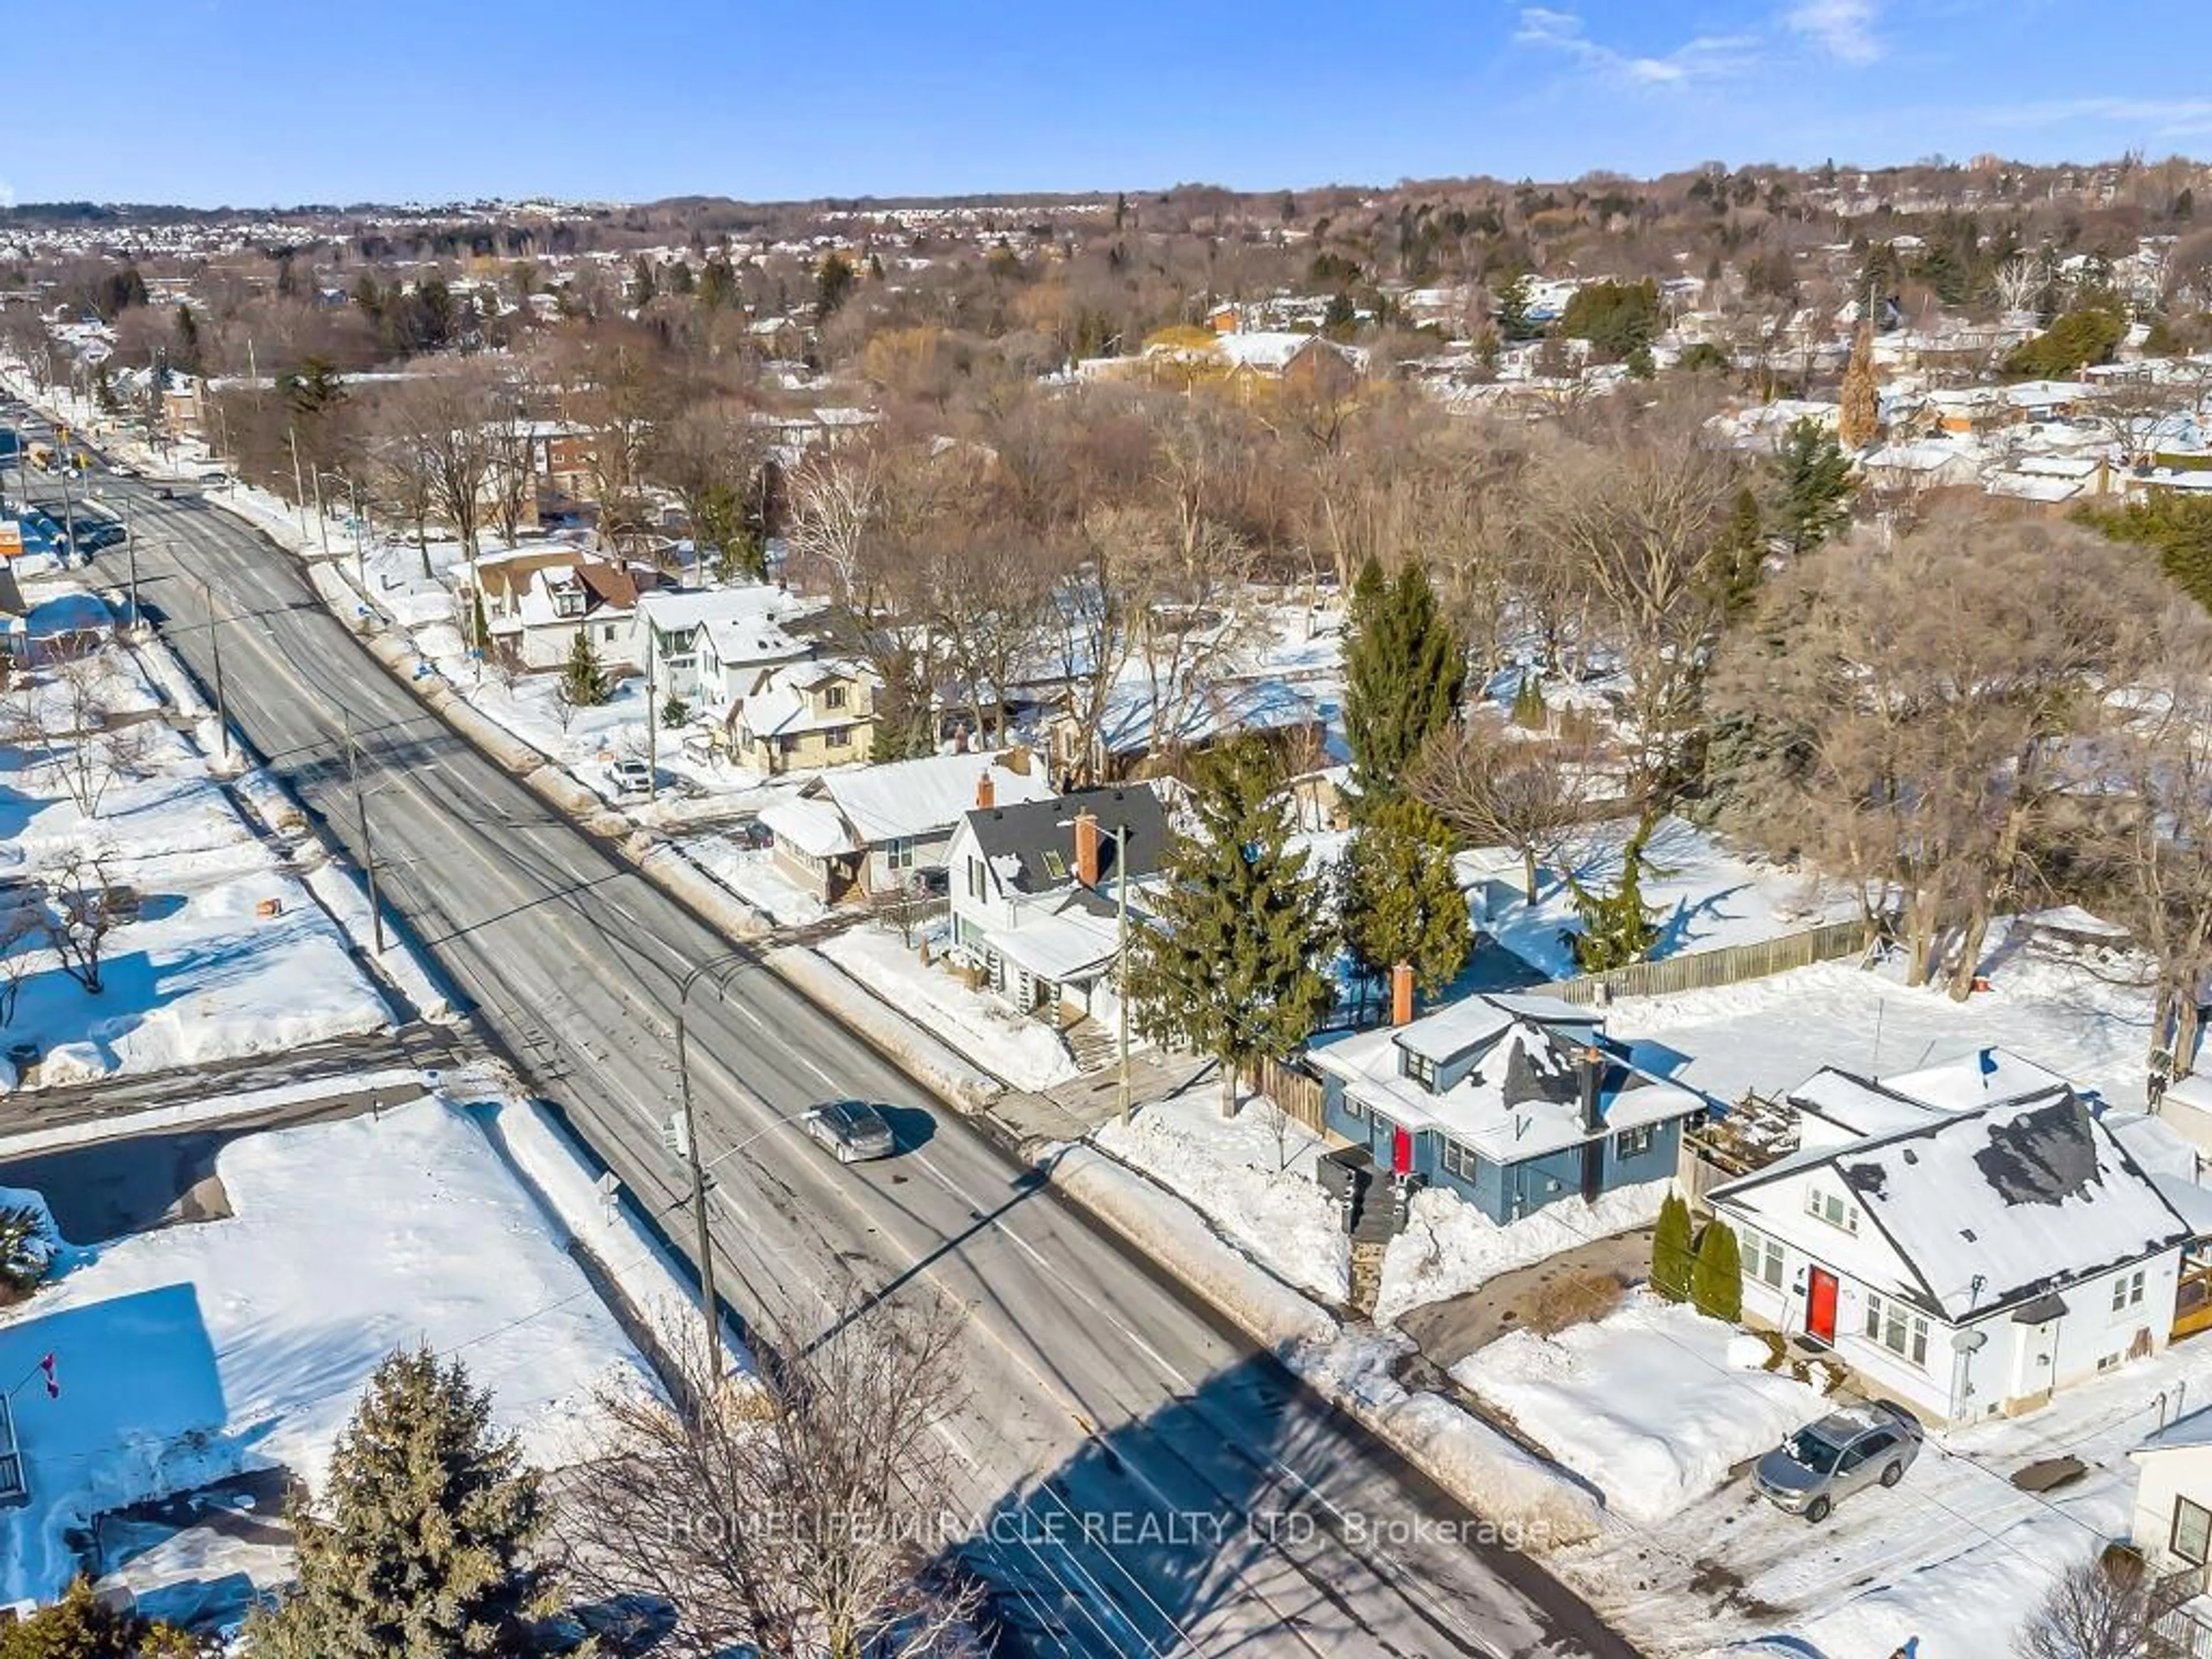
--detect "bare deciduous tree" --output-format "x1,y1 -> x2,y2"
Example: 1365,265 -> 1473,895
2,642 -> 153,819
1410,719 -> 1590,902
40,849 -> 119,994
559,1297 -> 985,1659
2018,1551 -> 2149,1659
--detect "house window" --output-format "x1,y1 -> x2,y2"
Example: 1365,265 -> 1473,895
885,838 -> 915,872
1398,1048 -> 1439,1091
554,587 -> 584,618
602,624 -> 618,642
825,726 -> 851,749
1043,850 -> 1068,881
1615,1123 -> 1657,1159
823,684 -> 847,710
967,859 -> 986,901
1861,1292 -> 1930,1368
1440,1138 -> 1480,1181
2113,1269 -> 2147,1314
1338,1097 -> 1367,1124
1804,1185 -> 1859,1234
1740,1226 -> 1786,1289
2176,1498 -> 2212,1566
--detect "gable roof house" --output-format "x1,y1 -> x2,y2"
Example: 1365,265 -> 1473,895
1309,986 -> 1707,1227
633,584 -> 820,707
726,658 -> 878,774
476,544 -> 662,672
945,784 -> 1170,1022
1709,1050 -> 2196,1425
757,748 -> 1055,906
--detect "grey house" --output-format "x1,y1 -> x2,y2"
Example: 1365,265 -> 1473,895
1308,991 -> 1705,1223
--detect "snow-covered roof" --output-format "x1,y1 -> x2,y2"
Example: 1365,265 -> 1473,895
736,659 -> 874,740
1312,996 -> 1705,1165
980,902 -> 1120,982
1790,1048 -> 2077,1143
1719,1089 -> 2191,1323
1092,674 -> 1321,757
820,752 -> 1054,846
759,793 -> 857,858
637,582 -> 817,638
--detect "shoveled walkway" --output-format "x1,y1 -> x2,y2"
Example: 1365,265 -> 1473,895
1395,1223 -> 1658,1369
991,1050 -> 1217,1146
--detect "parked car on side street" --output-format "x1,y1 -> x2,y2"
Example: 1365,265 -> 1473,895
803,1099 -> 897,1164
609,757 -> 654,793
1752,1402 -> 1924,1523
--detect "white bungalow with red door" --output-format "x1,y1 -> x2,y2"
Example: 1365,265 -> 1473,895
1708,1048 -> 2192,1425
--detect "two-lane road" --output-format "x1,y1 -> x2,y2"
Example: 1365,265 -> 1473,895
16,421 -> 1637,1659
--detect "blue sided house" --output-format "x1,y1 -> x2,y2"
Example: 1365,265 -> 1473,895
1309,988 -> 1707,1223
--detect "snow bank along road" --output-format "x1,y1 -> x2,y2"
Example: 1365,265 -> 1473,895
74,467 -> 1637,1659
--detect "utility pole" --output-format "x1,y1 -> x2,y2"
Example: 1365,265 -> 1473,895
348,474 -> 368,593
310,464 -> 330,559
122,498 -> 138,631
1116,823 -> 1132,1127
673,975 -> 723,1381
645,624 -> 658,804
343,711 -> 385,954
203,577 -> 228,759
286,426 -> 306,532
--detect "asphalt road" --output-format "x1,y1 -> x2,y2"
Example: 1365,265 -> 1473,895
7,400 -> 1639,1659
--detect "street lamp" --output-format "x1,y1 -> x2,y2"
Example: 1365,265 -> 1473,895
673,950 -> 755,1379
316,468 -> 369,593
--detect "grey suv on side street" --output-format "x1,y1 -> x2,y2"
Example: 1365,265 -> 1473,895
1753,1401 -> 1925,1522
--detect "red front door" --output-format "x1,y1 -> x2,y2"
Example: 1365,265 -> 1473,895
1805,1267 -> 1839,1344
1392,1125 -> 1414,1177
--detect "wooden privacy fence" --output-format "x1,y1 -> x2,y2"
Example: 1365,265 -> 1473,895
1529,917 -> 1878,1005
1253,1054 -> 1328,1131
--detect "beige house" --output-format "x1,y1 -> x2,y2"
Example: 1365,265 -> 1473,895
728,660 -> 878,774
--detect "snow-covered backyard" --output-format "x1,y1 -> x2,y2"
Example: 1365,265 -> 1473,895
1,592 -> 393,1086
1609,919 -> 2157,1111
1479,815 -> 1860,982
817,923 -> 1079,1093
0,1095 -> 651,1607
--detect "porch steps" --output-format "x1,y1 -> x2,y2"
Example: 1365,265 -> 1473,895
1060,1016 -> 1120,1075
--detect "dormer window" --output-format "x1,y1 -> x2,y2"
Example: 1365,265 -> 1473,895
823,683 -> 847,710
1398,1047 -> 1438,1092
553,584 -> 585,618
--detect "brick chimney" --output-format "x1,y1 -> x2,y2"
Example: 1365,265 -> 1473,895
1578,1046 -> 1607,1135
1390,961 -> 1415,1027
1073,810 -> 1101,887
976,770 -> 994,812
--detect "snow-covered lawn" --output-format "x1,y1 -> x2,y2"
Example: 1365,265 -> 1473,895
1480,815 -> 1859,981
0,1096 -> 651,1604
816,923 -> 1078,1093
1560,1315 -> 2212,1658
1453,1291 -> 1829,1525
1608,921 -> 2156,1111
1374,1181 -> 1669,1327
1094,1090 -> 1348,1302
1,600 -> 392,1087
685,834 -> 825,928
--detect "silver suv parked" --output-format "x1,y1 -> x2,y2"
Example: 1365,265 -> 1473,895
1752,1402 -> 1925,1522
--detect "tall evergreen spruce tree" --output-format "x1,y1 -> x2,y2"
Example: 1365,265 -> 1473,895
1342,558 -> 1464,813
1339,798 -> 1471,999
1127,740 -> 1335,1117
1707,484 -> 1767,620
560,628 -> 610,707
249,1349 -> 552,1659
1770,417 -> 1855,556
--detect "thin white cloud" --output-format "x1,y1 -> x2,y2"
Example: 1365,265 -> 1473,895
1785,0 -> 1883,65
1976,95 -> 2212,138
1514,7 -> 1759,87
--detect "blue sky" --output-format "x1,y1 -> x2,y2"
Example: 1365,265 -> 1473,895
6,0 -> 2210,207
